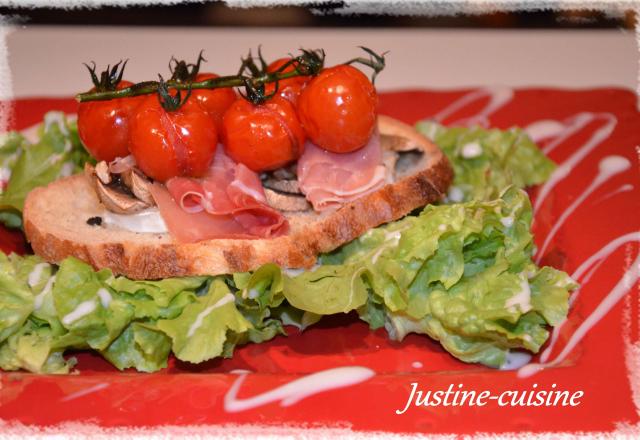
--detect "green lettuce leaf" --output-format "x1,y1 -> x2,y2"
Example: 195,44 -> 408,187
156,279 -> 251,363
344,187 -> 575,367
415,122 -> 555,203
103,322 -> 171,372
0,253 -> 35,343
0,112 -> 91,228
283,265 -> 369,315
53,258 -> 133,351
0,320 -> 75,374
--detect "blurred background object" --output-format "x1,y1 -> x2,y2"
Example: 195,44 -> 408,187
0,2 -> 634,29
2,2 -> 636,98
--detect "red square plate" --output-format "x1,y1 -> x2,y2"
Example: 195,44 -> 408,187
1,88 -> 639,437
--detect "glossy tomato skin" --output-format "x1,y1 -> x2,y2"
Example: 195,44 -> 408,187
129,95 -> 218,182
77,80 -> 141,162
265,58 -> 310,105
297,65 -> 378,154
192,73 -> 237,133
222,96 -> 305,172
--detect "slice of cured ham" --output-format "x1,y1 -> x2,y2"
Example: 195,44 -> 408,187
150,149 -> 288,243
297,130 -> 387,211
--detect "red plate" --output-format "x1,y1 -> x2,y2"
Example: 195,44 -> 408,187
1,89 -> 639,436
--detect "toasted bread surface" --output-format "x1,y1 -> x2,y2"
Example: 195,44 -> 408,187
24,115 -> 452,279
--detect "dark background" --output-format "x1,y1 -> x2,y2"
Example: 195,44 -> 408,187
0,2 -> 635,29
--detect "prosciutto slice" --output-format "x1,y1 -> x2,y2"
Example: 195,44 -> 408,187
297,131 -> 387,211
151,149 -> 288,243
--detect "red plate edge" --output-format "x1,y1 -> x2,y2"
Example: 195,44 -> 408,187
0,88 -> 639,437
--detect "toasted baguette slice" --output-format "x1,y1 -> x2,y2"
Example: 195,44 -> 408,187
24,115 -> 452,280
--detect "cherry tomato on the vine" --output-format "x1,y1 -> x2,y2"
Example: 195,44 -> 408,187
129,94 -> 218,182
265,58 -> 310,105
77,80 -> 142,162
191,72 -> 237,133
222,95 -> 305,172
297,64 -> 378,154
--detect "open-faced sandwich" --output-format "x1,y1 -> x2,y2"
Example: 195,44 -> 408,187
24,50 -> 452,279
0,48 -> 577,373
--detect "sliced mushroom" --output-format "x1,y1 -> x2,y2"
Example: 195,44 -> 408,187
95,179 -> 151,214
272,164 -> 297,180
262,178 -> 302,195
265,189 -> 311,212
379,132 -> 427,179
121,168 -> 155,205
95,161 -> 112,184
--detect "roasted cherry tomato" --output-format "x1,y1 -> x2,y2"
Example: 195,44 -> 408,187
77,80 -> 141,162
192,72 -> 237,133
129,94 -> 218,182
297,64 -> 378,154
222,95 -> 305,172
265,58 -> 310,104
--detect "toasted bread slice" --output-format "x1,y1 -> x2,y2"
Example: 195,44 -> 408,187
24,115 -> 452,279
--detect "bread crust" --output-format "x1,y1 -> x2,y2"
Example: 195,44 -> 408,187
24,115 -> 453,279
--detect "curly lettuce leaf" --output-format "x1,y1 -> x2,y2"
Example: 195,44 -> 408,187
0,319 -> 76,374
53,258 -> 134,351
0,253 -> 35,343
416,122 -> 555,203
283,265 -> 369,315
103,322 -> 172,372
344,187 -> 576,367
0,112 -> 91,228
156,279 -> 251,363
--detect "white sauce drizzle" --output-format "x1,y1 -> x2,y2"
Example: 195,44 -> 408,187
283,263 -> 320,278
421,92 -> 632,382
533,113 -> 617,214
59,383 -> 109,403
61,300 -> 97,326
371,230 -> 402,264
27,262 -> 49,288
539,232 -> 640,365
500,351 -> 533,370
594,183 -> 634,205
223,366 -> 375,412
0,166 -> 11,185
283,268 -> 305,277
447,186 -> 464,203
44,111 -> 69,135
20,122 -> 40,144
187,293 -> 235,338
20,113 -> 77,144
505,277 -> 532,313
97,288 -> 112,308
461,141 -> 483,159
34,275 -> 56,311
535,155 -> 631,263
247,288 -> 260,299
432,86 -> 514,127
102,208 -> 168,234
524,119 -> 567,143
518,233 -> 640,378
500,216 -> 514,228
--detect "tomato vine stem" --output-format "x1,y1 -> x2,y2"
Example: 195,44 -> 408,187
77,70 -> 305,103
76,47 -> 386,104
